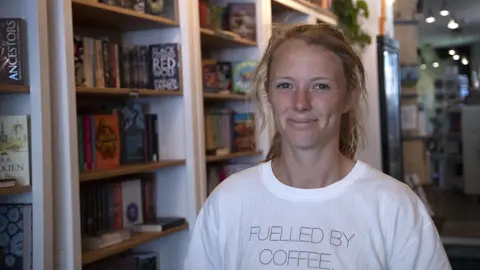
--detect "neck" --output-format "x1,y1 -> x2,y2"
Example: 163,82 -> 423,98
272,139 -> 354,189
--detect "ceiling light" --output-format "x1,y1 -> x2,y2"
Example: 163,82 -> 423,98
453,55 -> 460,60
425,9 -> 435,23
449,49 -> 455,55
440,1 -> 449,16
448,19 -> 459,29
426,16 -> 435,23
462,58 -> 469,65
421,64 -> 426,69
433,62 -> 439,68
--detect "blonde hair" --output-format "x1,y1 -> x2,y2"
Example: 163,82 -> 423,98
253,23 -> 368,161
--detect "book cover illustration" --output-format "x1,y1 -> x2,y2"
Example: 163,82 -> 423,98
227,3 -> 256,41
149,43 -> 181,91
94,114 -> 120,170
0,204 -> 32,270
202,59 -> 219,92
146,0 -> 165,15
0,115 -> 30,186
0,19 -> 25,85
217,61 -> 232,91
122,179 -> 144,228
233,112 -> 255,152
73,35 -> 85,86
232,60 -> 257,94
119,103 -> 146,164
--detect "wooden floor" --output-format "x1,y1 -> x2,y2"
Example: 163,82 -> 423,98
426,186 -> 480,240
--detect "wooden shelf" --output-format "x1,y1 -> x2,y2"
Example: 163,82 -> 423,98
200,28 -> 257,49
82,223 -> 188,265
272,0 -> 337,25
0,84 -> 29,94
79,160 -> 186,182
204,92 -> 250,101
76,86 -> 183,97
71,0 -> 178,31
0,185 -> 32,196
206,151 -> 262,163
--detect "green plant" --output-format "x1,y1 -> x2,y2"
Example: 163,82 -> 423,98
332,0 -> 372,50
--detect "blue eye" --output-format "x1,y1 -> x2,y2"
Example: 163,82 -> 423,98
313,83 -> 330,90
276,82 -> 293,89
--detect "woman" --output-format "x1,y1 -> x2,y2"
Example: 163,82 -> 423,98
184,23 -> 451,270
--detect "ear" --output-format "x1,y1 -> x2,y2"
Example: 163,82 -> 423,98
342,88 -> 359,114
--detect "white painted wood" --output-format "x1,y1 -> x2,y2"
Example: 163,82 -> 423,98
46,0 -> 82,269
272,0 -> 337,25
356,0 -> 383,171
0,0 -> 54,269
122,1 -> 205,268
176,0 -> 209,213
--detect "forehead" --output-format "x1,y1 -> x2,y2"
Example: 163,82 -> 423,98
269,39 -> 343,78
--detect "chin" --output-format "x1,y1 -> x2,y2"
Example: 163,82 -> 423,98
284,133 -> 320,149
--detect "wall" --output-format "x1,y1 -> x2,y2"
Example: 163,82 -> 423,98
356,0 -> 392,170
471,42 -> 480,79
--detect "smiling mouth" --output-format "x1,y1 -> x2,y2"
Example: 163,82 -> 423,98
287,119 -> 317,128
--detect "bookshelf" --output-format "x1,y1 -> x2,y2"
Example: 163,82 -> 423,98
82,223 -> 188,265
79,159 -> 186,182
76,86 -> 184,97
206,151 -> 262,163
0,0 -> 53,269
272,0 -> 337,25
2,0 -> 338,269
0,84 -> 30,93
0,185 -> 32,196
71,0 -> 179,30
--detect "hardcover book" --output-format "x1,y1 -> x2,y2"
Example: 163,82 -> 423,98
149,43 -> 181,91
0,115 -> 31,186
93,114 -> 120,170
119,103 -> 146,164
0,19 -> 25,85
232,60 -> 257,94
0,204 -> 33,270
227,3 -> 256,41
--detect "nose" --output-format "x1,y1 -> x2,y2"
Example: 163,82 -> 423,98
294,89 -> 312,111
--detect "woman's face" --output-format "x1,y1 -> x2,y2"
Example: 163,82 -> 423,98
268,39 -> 351,150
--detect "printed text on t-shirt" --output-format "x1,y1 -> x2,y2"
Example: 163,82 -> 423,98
249,225 -> 355,269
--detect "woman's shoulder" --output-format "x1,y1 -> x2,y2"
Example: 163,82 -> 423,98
352,161 -> 428,210
354,160 -> 431,218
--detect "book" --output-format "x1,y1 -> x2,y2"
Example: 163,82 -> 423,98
131,217 -> 187,232
0,18 -> 26,85
149,43 -> 181,91
0,204 -> 32,269
0,115 -> 31,186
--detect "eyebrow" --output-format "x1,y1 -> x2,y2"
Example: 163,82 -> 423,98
273,76 -> 331,81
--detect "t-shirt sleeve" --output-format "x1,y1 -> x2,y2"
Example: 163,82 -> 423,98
389,221 -> 451,270
184,197 -> 222,270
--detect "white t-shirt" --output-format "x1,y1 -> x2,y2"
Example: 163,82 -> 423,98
184,160 -> 451,270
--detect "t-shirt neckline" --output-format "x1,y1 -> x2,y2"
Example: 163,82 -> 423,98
261,159 -> 367,201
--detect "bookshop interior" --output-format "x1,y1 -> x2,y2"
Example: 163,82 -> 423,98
1,0 -> 480,269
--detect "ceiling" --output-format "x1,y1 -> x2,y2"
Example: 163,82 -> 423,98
418,0 -> 480,48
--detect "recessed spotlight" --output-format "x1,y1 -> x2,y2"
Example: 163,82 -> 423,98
449,50 -> 455,55
421,64 -> 426,69
462,58 -> 469,65
453,55 -> 460,60
433,62 -> 439,68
